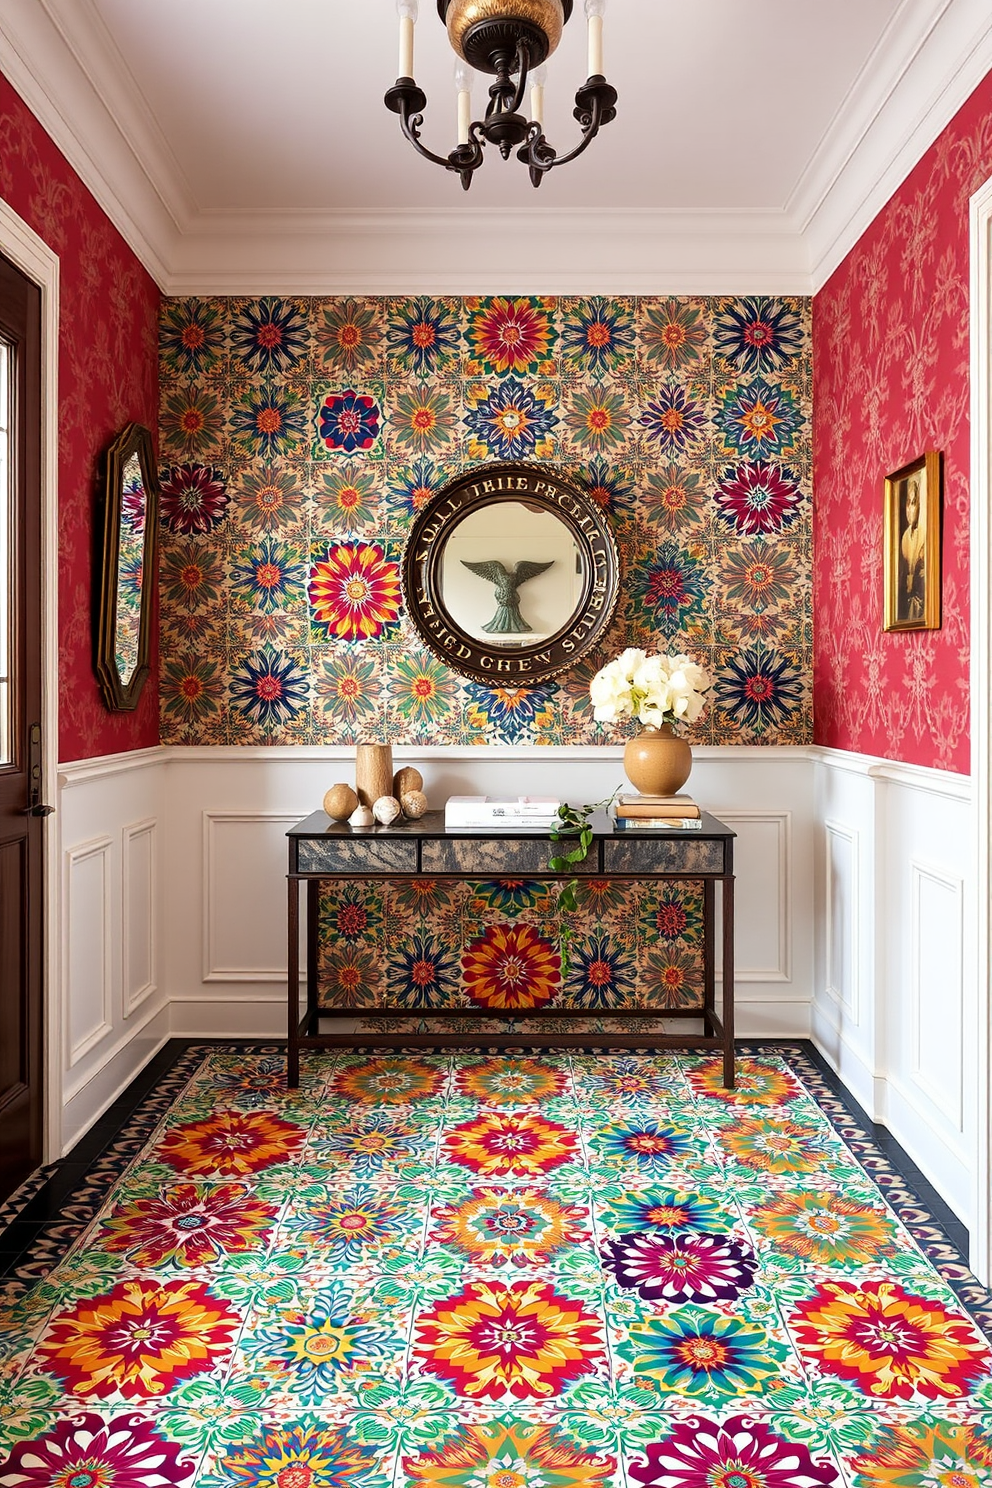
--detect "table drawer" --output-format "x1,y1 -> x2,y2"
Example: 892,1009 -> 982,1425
603,836 -> 726,875
421,838 -> 600,875
297,837 -> 419,874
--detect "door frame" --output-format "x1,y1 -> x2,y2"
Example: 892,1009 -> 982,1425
971,172 -> 992,1288
0,198 -> 61,1164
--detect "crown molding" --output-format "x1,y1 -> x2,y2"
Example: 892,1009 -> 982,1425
2,0 -> 990,297
799,0 -> 992,291
164,206 -> 811,297
0,0 -> 179,287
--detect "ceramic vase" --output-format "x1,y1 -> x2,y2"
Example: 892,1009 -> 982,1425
623,723 -> 692,796
355,742 -> 394,808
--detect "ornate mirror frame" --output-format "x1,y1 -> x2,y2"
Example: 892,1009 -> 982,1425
403,463 -> 619,686
94,422 -> 159,711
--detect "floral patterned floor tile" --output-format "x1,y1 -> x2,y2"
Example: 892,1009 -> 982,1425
1,1045 -> 992,1485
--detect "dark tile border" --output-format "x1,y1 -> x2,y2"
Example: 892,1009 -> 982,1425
1,1038 -> 989,1341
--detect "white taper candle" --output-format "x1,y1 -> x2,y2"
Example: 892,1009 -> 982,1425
397,0 -> 418,77
585,0 -> 605,76
454,61 -> 472,145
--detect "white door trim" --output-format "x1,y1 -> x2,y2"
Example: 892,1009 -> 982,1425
970,171 -> 992,1286
0,198 -> 62,1164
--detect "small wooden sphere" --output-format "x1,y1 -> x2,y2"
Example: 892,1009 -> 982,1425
372,794 -> 402,825
324,783 -> 359,821
401,789 -> 428,819
393,765 -> 424,799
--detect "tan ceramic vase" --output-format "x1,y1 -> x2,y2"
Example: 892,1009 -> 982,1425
623,723 -> 692,796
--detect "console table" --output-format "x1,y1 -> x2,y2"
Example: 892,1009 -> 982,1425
286,809 -> 736,1086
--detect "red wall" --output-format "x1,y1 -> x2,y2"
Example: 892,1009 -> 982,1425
813,74 -> 992,774
0,75 -> 160,761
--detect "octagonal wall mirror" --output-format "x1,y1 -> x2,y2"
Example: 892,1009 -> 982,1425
403,464 -> 619,686
94,422 -> 159,711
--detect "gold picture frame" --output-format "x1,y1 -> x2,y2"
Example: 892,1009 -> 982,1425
883,450 -> 942,632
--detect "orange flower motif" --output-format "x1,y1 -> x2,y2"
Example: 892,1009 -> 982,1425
405,1418 -> 616,1485
414,1279 -> 603,1399
37,1279 -> 238,1398
722,1115 -> 826,1174
686,1057 -> 800,1105
332,1057 -> 443,1105
849,1418 -> 992,1484
750,1191 -> 898,1265
461,923 -> 561,1010
443,1111 -> 578,1178
308,542 -> 401,642
791,1280 -> 991,1400
455,1056 -> 566,1105
156,1110 -> 304,1176
430,1187 -> 588,1267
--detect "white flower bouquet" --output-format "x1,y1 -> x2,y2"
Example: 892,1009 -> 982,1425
589,648 -> 711,732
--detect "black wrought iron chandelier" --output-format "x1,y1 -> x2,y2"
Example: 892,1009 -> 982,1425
384,0 -> 617,190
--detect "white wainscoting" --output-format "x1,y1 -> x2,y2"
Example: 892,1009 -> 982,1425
55,740 -> 983,1280
812,748 -> 977,1253
57,750 -> 169,1151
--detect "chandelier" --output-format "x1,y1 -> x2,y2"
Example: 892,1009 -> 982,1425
384,0 -> 617,190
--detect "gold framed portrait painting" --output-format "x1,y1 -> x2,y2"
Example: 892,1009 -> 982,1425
883,450 -> 942,632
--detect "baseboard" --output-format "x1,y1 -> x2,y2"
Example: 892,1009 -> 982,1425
61,1006 -> 171,1154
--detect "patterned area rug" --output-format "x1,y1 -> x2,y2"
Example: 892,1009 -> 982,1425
1,1045 -> 991,1485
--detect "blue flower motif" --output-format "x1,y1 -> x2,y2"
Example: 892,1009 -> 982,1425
715,644 -> 805,734
387,456 -> 444,524
230,297 -> 309,373
386,296 -> 461,377
638,385 -> 706,454
229,538 -> 307,613
715,296 -> 804,374
249,1288 -> 395,1397
561,298 -> 635,375
594,1120 -> 693,1171
231,389 -> 307,456
229,647 -> 309,728
606,1189 -> 729,1235
470,880 -> 551,916
566,935 -> 636,1009
583,456 -> 636,520
318,389 -> 382,454
389,933 -> 460,1008
715,377 -> 801,458
464,377 -> 558,461
465,681 -> 556,741
631,540 -> 710,639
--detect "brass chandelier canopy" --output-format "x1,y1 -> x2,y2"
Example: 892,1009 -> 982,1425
384,0 -> 616,189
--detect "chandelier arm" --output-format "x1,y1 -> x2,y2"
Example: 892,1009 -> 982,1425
385,79 -> 486,185
521,76 -> 617,180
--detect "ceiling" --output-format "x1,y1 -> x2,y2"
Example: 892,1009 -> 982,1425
2,0 -> 991,294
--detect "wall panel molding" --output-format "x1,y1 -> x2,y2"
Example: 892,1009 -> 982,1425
202,812 -> 303,982
63,836 -> 113,1067
824,819 -> 860,1020
710,810 -> 792,983
910,858 -> 965,1133
122,818 -> 157,1017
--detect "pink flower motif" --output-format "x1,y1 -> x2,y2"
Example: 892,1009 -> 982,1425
601,1231 -> 758,1303
630,1414 -> 840,1488
713,460 -> 804,535
0,1412 -> 196,1486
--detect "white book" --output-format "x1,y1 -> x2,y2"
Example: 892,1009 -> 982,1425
445,795 -> 561,827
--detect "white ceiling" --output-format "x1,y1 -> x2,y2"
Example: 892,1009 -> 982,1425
2,0 -> 992,293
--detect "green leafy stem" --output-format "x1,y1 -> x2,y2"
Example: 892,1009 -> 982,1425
548,786 -> 622,913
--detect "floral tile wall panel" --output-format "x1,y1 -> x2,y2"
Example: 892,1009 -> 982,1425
317,877 -> 706,1012
158,295 -> 813,748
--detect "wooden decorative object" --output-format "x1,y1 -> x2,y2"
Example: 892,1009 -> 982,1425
355,743 -> 394,807
323,783 -> 359,821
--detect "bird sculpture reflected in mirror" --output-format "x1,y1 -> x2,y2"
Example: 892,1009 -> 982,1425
460,559 -> 554,633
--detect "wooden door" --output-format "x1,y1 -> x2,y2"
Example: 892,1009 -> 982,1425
0,252 -> 44,1202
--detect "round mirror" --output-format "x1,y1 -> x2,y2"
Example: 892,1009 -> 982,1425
403,464 -> 619,685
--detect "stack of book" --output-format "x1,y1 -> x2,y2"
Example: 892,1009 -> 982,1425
444,796 -> 561,829
613,793 -> 702,830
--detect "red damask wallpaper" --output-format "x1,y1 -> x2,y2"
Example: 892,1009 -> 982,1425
813,73 -> 992,774
0,74 -> 160,762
